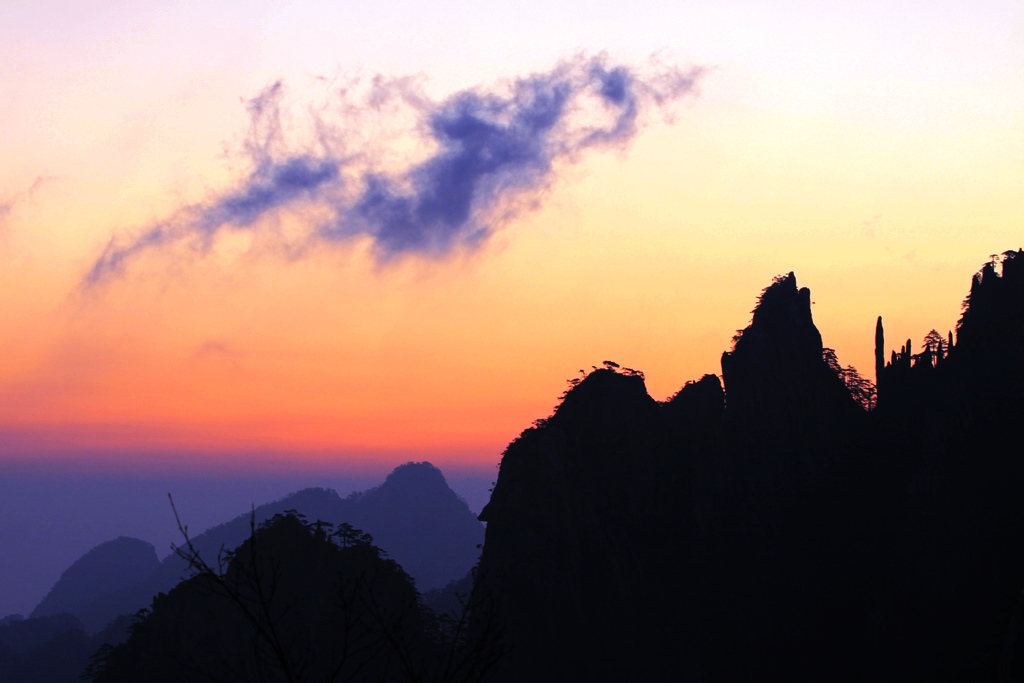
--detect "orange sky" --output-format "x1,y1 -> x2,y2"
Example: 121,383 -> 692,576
1,1 -> 1021,474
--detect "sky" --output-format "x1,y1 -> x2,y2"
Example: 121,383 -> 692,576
0,0 -> 1022,614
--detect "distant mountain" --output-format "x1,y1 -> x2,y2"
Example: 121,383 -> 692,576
30,537 -> 159,632
34,461 -> 483,636
340,462 -> 485,590
161,461 -> 483,592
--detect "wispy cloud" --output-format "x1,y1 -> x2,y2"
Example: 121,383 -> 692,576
193,340 -> 243,359
0,177 -> 48,231
84,54 -> 704,287
862,214 -> 881,240
192,340 -> 244,369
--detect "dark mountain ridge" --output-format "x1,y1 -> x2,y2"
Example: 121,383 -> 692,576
477,249 -> 1024,682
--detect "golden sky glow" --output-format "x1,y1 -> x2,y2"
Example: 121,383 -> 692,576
1,0 -> 1021,473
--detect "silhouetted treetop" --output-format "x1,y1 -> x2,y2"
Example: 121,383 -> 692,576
88,512 -> 441,683
955,247 -> 1023,349
547,366 -> 657,432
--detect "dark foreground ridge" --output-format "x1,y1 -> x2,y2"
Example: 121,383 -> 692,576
84,513 -> 502,683
477,250 -> 1024,682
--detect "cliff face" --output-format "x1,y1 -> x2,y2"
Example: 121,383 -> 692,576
479,368 -> 699,681
475,275 -> 870,681
872,249 -> 1024,681
476,252 -> 1024,682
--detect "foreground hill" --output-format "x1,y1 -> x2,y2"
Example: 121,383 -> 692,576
88,514 -> 491,683
0,614 -> 129,683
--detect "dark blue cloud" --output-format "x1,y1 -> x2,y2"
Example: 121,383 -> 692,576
84,55 -> 704,286
207,157 -> 340,229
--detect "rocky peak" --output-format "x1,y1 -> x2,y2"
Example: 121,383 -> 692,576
377,461 -> 449,496
550,367 -> 657,432
730,272 -> 822,374
721,272 -> 852,428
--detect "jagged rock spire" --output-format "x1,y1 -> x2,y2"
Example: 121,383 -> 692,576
875,316 -> 885,387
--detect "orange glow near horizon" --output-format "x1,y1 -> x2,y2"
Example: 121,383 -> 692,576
0,209 -> 1003,469
1,2 -> 1021,474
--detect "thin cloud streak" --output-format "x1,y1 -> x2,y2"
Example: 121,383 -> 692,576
84,55 -> 704,287
0,177 -> 49,231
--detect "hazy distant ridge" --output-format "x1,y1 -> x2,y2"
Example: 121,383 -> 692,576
28,461 -> 483,635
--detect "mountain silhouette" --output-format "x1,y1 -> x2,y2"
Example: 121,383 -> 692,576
29,537 -> 159,633
476,249 -> 1024,682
